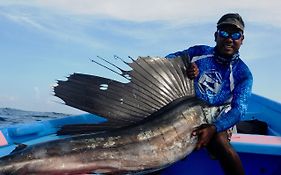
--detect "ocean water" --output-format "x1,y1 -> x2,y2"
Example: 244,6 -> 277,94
0,107 -> 69,128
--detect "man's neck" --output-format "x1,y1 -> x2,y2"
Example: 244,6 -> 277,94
214,47 -> 239,64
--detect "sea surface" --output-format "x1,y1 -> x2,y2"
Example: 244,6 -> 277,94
0,107 -> 70,128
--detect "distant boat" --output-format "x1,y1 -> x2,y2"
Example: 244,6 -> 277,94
0,94 -> 280,175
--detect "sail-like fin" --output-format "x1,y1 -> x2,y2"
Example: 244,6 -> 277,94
54,56 -> 194,128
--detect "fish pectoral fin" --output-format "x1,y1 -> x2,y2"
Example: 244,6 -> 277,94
10,143 -> 28,154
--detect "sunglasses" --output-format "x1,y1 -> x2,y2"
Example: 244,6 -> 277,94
218,30 -> 242,40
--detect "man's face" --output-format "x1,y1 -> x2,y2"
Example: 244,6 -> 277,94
215,25 -> 244,58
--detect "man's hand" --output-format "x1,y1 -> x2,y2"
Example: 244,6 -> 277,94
192,124 -> 217,150
187,63 -> 199,79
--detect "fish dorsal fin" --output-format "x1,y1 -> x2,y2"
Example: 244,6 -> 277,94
54,56 -> 194,127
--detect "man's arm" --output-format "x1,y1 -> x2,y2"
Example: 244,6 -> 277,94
213,72 -> 253,132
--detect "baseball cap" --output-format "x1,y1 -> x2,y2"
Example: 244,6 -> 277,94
217,13 -> 245,32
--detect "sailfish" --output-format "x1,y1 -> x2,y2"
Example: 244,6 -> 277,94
0,56 -> 210,175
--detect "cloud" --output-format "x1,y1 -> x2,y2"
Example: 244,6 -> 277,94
1,1 -> 280,62
2,13 -> 45,30
0,5 -> 106,49
0,95 -> 16,102
1,0 -> 280,51
1,0 -> 281,27
33,87 -> 41,99
0,95 -> 17,109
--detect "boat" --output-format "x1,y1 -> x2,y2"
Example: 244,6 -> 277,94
0,94 -> 281,175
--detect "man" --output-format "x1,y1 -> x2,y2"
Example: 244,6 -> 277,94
166,13 -> 253,175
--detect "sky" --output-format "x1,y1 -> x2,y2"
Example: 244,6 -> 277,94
0,0 -> 281,114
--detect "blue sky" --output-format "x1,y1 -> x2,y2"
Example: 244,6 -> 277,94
0,0 -> 281,114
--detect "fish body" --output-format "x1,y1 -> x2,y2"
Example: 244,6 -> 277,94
0,98 -> 205,174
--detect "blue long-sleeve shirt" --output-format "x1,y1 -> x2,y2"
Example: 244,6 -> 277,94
166,45 -> 253,132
